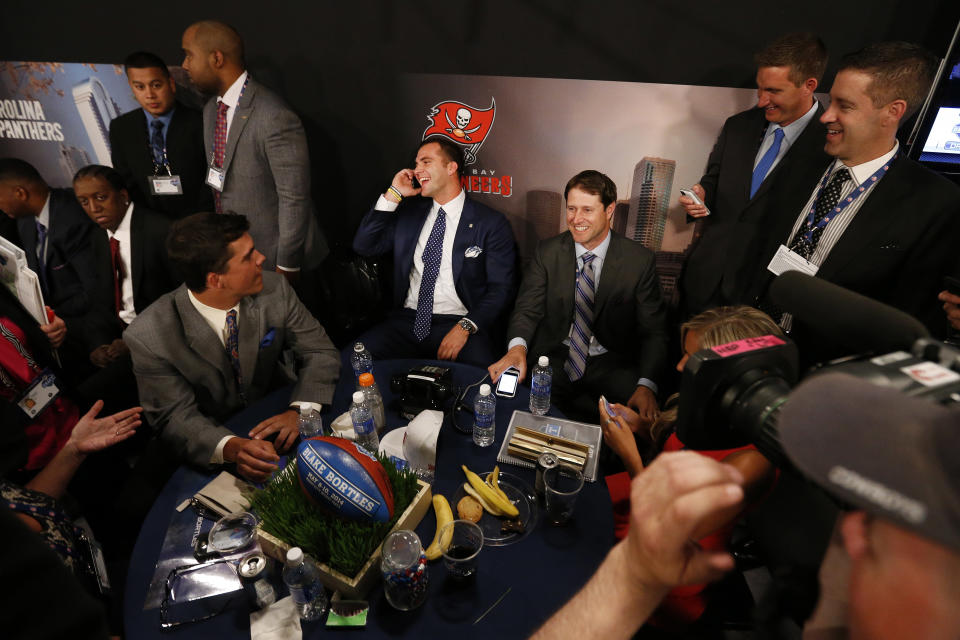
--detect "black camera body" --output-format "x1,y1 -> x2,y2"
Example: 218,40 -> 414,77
391,365 -> 454,419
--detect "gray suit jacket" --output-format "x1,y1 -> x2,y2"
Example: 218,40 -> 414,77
203,76 -> 328,270
124,272 -> 339,467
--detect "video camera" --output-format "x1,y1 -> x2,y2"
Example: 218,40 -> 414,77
676,271 -> 960,467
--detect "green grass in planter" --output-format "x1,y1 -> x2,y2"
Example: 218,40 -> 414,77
249,453 -> 421,577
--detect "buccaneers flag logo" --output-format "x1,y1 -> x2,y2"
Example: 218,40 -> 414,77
422,98 -> 496,165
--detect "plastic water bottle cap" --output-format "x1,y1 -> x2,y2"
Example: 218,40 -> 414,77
286,547 -> 303,564
352,391 -> 365,404
353,342 -> 365,353
479,384 -> 491,396
538,356 -> 549,367
299,405 -> 309,416
358,372 -> 374,386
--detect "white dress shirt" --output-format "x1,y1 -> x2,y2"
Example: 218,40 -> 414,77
217,71 -> 248,142
107,202 -> 136,325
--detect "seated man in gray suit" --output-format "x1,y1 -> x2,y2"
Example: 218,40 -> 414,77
488,170 -> 668,423
125,213 -> 339,481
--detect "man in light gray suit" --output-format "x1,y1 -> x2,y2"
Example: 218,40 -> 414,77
125,213 -> 339,482
180,20 -> 327,281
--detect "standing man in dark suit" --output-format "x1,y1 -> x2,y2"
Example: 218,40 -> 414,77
180,20 -> 327,281
679,33 -> 831,316
488,170 -> 667,422
72,165 -> 179,374
0,159 -> 97,328
352,138 -> 516,367
109,51 -> 212,220
125,213 -> 339,482
749,42 -> 960,351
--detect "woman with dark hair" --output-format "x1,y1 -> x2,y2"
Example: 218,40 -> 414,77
600,306 -> 781,628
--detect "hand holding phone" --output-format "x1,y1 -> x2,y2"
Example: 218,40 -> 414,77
679,188 -> 710,217
496,367 -> 520,397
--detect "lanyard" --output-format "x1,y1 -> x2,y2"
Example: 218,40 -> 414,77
799,154 -> 897,244
148,140 -> 173,177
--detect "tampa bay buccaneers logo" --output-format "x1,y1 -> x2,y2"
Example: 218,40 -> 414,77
422,98 -> 495,165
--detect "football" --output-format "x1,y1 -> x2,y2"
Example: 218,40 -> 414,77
296,437 -> 395,523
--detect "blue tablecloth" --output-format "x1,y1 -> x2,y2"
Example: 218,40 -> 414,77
124,360 -> 613,638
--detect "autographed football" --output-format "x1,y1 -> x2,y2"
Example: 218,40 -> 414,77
296,437 -> 395,523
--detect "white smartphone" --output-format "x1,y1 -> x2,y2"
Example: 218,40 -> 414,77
679,189 -> 711,216
496,367 -> 520,398
599,395 -> 617,418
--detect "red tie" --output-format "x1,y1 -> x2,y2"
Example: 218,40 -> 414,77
213,101 -> 229,213
109,236 -> 124,318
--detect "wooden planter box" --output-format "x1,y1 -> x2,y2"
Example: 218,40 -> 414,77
256,479 -> 432,599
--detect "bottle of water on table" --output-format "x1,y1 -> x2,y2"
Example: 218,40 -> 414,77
358,372 -> 386,434
351,391 -> 380,453
282,547 -> 328,621
473,383 -> 496,447
351,342 -> 374,390
297,405 -> 323,439
529,355 -> 552,416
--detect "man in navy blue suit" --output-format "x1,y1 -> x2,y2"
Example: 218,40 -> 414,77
352,138 -> 516,367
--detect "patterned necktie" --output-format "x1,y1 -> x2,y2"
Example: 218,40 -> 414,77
150,119 -> 165,168
564,252 -> 597,382
413,208 -> 447,342
213,101 -> 229,213
750,127 -> 785,198
224,309 -> 246,404
35,220 -> 48,296
109,236 -> 124,318
788,167 -> 851,260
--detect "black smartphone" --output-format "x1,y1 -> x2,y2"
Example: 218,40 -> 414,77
411,175 -> 421,189
945,276 -> 960,296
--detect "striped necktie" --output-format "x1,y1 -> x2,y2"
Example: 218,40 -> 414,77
224,309 -> 246,404
564,252 -> 597,382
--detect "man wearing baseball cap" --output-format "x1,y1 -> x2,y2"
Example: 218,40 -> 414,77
533,373 -> 960,639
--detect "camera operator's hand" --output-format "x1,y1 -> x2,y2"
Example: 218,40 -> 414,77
939,290 -> 960,331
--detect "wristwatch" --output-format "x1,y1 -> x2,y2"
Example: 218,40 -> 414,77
458,318 -> 477,334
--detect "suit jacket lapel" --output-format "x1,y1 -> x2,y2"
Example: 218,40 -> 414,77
451,198 -> 474,283
558,233 -> 577,325
174,288 -> 232,386
593,233 -> 621,319
129,207 -> 145,309
398,200 -> 431,282
817,159 -> 906,280
221,80 -> 256,176
238,294 -> 261,393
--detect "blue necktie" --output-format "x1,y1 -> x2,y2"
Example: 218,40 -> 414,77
225,309 -> 246,405
150,119 -> 165,168
413,208 -> 446,342
564,252 -> 597,382
750,127 -> 785,198
35,220 -> 48,296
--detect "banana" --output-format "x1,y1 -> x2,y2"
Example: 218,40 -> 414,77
486,466 -> 510,503
463,482 -> 506,516
424,494 -> 454,561
462,464 -> 519,517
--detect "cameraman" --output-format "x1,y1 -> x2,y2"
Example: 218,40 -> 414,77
533,374 -> 960,640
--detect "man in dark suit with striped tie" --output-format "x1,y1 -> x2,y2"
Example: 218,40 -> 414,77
488,170 -> 668,422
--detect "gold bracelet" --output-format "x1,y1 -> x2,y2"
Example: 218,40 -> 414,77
387,186 -> 403,202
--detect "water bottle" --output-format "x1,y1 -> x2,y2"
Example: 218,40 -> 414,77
350,391 -> 380,453
297,405 -> 323,439
529,355 -> 552,416
282,547 -> 328,621
473,384 -> 496,447
350,342 -> 374,389
358,372 -> 386,434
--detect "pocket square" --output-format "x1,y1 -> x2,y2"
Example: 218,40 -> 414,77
259,328 -> 276,348
464,246 -> 483,258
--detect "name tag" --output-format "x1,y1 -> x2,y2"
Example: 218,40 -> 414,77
206,167 -> 225,192
149,174 -> 183,196
767,244 -> 819,277
18,369 -> 60,418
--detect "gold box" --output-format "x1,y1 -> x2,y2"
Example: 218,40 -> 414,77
255,479 -> 432,599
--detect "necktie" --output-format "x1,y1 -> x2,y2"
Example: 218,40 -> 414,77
750,127 -> 785,198
564,252 -> 597,382
788,168 -> 851,260
35,220 -> 48,296
413,208 -> 446,342
109,236 -> 124,317
213,101 -> 229,213
224,309 -> 246,404
150,119 -> 165,168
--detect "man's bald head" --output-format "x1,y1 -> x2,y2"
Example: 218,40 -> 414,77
186,20 -> 244,65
